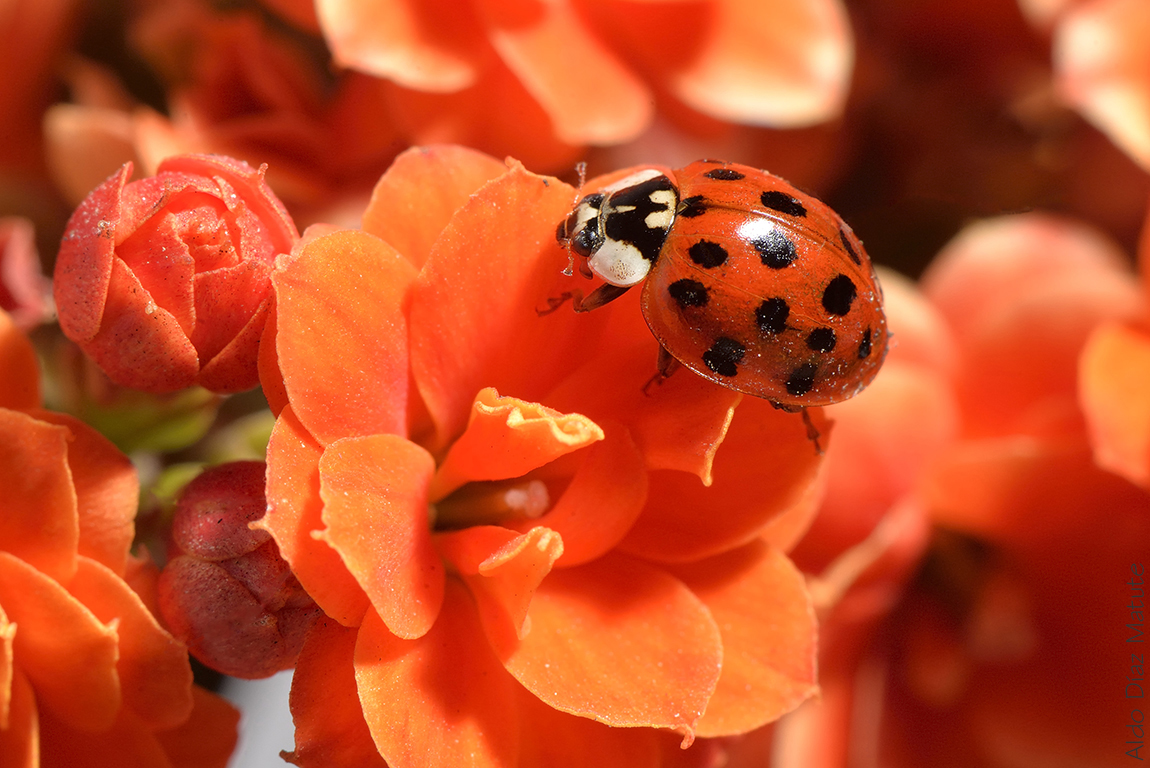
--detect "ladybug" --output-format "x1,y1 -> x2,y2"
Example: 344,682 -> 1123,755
553,160 -> 888,412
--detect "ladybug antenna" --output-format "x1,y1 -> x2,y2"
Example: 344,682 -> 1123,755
560,161 -> 589,277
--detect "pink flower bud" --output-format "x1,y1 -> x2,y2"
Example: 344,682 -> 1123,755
158,461 -> 318,678
55,155 -> 299,393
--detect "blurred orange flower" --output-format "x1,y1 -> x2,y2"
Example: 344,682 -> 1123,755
260,145 -> 829,767
1054,0 -> 1150,169
0,217 -> 51,331
314,0 -> 855,168
776,213 -> 1149,768
0,307 -> 238,767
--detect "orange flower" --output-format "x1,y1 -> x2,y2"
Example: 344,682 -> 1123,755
54,154 -> 299,394
0,307 -> 238,767
314,0 -> 855,168
260,145 -> 828,767
776,213 -> 1149,767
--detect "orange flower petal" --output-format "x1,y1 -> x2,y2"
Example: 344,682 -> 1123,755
924,435 -> 1148,546
287,617 -> 386,768
0,310 -> 38,410
27,410 -> 136,577
542,311 -> 743,486
620,396 -> 824,563
1055,0 -> 1150,169
409,162 -> 601,448
922,215 -> 1144,437
317,0 -> 484,90
154,686 -> 240,768
629,0 -> 852,126
65,556 -> 193,729
516,684 -> 660,768
496,553 -> 721,741
272,229 -> 418,445
0,409 -> 78,583
436,524 -> 563,643
671,540 -> 817,737
355,583 -> 519,768
0,552 -> 119,732
319,434 -> 443,640
1080,322 -> 1150,488
261,406 -> 368,626
506,422 -> 647,567
362,145 -> 508,270
476,0 -> 652,144
40,706 -> 172,768
430,388 -> 603,499
792,361 -> 958,571
0,667 -> 35,768
257,298 -> 288,416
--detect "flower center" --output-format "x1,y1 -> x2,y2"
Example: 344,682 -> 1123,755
433,478 -> 551,530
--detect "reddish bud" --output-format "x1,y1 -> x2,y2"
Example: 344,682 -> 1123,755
54,155 -> 299,393
158,461 -> 319,678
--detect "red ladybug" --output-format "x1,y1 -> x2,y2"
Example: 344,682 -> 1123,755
554,160 -> 888,411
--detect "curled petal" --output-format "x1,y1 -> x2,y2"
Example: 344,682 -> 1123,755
430,388 -> 603,499
436,525 -> 564,643
620,397 -> 825,563
273,229 -> 417,445
671,540 -> 817,737
28,410 -> 136,576
319,434 -> 443,640
506,422 -> 647,567
0,409 -> 78,583
476,0 -> 652,144
261,406 -> 368,626
1080,322 -> 1150,487
0,309 -> 38,410
354,584 -> 519,768
55,162 -> 129,342
0,552 -> 120,732
496,553 -> 722,741
409,162 -> 598,448
66,556 -> 193,729
287,618 -> 387,768
362,145 -> 508,270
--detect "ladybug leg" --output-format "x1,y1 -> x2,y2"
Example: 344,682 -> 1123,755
538,283 -> 631,316
800,409 -> 824,455
642,346 -> 681,395
770,401 -> 824,455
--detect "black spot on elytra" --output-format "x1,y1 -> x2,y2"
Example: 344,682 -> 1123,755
688,240 -> 728,268
786,362 -> 818,396
761,190 -> 807,218
679,195 -> 708,218
839,228 -> 862,265
703,337 -> 745,377
603,177 -> 676,262
822,274 -> 857,316
705,168 -> 745,181
858,328 -> 873,359
756,298 -> 789,335
668,279 -> 709,308
806,327 -> 836,353
751,228 -> 798,269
